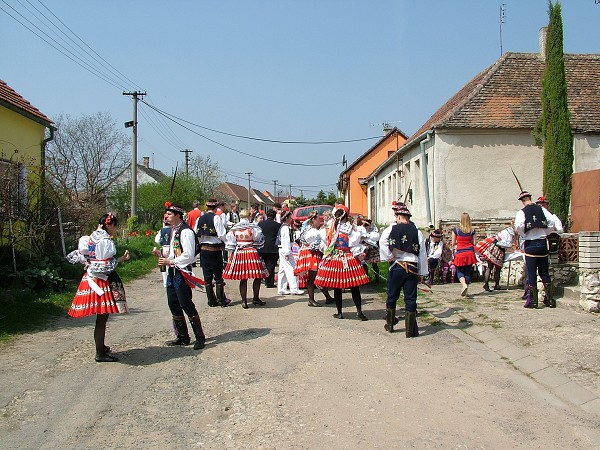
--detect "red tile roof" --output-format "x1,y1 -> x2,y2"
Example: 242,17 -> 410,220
408,52 -> 600,144
0,79 -> 53,126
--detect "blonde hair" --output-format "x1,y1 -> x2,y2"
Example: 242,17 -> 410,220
459,212 -> 472,233
239,209 -> 250,218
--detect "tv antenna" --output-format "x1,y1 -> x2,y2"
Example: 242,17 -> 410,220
369,121 -> 402,133
500,4 -> 506,56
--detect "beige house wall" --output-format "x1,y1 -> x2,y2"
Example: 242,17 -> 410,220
573,134 -> 600,173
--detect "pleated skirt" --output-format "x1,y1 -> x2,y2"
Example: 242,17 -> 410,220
314,250 -> 370,289
294,246 -> 323,276
223,246 -> 269,280
69,271 -> 128,318
475,236 -> 505,267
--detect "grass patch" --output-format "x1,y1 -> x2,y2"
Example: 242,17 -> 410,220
0,236 -> 157,342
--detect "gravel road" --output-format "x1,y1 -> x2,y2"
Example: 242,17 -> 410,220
1,271 -> 599,449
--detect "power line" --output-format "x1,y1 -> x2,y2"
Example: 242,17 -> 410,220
140,100 -> 380,145
140,101 -> 344,168
0,1 -> 125,90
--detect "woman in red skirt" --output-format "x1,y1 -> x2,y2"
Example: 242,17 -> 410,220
66,213 -> 130,362
315,205 -> 370,320
294,211 -> 334,307
223,209 -> 269,309
451,212 -> 478,297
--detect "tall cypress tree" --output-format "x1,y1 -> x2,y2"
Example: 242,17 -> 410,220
535,1 -> 573,227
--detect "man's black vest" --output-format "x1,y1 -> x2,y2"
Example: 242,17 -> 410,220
388,222 -> 420,256
196,212 -> 218,237
522,204 -> 548,233
172,222 -> 200,256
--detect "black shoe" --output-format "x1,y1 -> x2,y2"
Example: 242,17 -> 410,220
95,353 -> 118,362
308,299 -> 322,307
194,340 -> 206,350
252,298 -> 266,306
483,283 -> 491,292
333,313 -> 344,319
357,311 -> 368,321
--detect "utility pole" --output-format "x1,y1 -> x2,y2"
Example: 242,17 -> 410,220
245,172 -> 252,208
180,149 -> 192,175
273,180 -> 278,203
123,90 -> 146,217
289,184 -> 292,199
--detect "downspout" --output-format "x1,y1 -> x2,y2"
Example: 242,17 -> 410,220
420,131 -> 433,226
373,173 -> 378,224
41,126 -> 55,223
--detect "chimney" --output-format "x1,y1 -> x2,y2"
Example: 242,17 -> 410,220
539,27 -> 547,61
142,156 -> 150,168
383,122 -> 392,135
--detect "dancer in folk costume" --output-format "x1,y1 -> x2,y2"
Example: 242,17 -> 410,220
223,209 -> 269,309
196,198 -> 229,307
514,191 -> 558,308
425,229 -> 444,286
277,210 -> 304,295
440,239 -> 456,284
156,202 -> 207,350
475,224 -> 517,291
315,205 -> 370,320
294,211 -> 333,307
379,204 -> 428,336
356,217 -> 381,284
66,213 -> 130,362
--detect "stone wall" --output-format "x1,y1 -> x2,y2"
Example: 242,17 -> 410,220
578,232 -> 600,313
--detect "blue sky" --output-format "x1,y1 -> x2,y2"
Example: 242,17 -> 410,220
2,1 -> 599,199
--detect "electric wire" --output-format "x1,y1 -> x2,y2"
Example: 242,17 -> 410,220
140,102 -> 344,167
34,0 -> 143,91
140,99 -> 379,145
0,1 -> 125,90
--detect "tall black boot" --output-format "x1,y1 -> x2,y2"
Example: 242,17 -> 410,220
206,284 -> 218,307
384,308 -> 395,333
189,315 -> 206,350
524,287 -> 538,309
405,311 -> 419,338
542,282 -> 555,308
166,316 -> 191,346
215,282 -> 229,307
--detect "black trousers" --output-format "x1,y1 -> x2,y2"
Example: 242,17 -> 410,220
166,268 -> 199,317
200,249 -> 224,285
260,252 -> 279,287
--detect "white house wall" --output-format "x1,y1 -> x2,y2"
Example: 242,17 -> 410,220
573,134 -> 600,173
433,130 -> 543,223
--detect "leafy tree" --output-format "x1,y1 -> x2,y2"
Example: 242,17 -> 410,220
534,1 -> 573,227
314,190 -> 328,204
109,171 -> 223,229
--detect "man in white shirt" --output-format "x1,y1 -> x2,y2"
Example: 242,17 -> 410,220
379,204 -> 428,337
158,202 -> 206,350
514,191 -> 557,309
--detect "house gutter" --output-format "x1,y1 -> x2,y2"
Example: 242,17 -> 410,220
41,125 -> 56,223
419,131 -> 433,226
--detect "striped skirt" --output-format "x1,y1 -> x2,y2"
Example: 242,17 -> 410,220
294,246 -> 323,276
314,250 -> 370,289
223,246 -> 269,280
475,236 -> 505,267
69,271 -> 128,318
